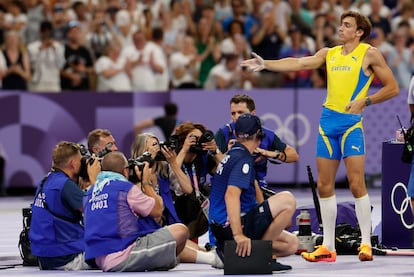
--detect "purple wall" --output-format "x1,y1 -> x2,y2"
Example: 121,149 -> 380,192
0,89 -> 408,188
0,92 -> 169,188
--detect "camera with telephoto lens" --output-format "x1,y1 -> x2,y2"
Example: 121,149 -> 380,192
79,144 -> 111,181
156,135 -> 179,161
127,151 -> 153,183
190,130 -> 215,154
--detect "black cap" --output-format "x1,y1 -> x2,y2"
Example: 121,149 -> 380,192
235,113 -> 262,138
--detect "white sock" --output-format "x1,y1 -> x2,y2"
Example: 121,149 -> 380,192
355,194 -> 372,246
320,195 -> 337,251
195,249 -> 216,265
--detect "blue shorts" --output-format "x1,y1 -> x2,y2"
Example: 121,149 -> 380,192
241,200 -> 273,240
209,201 -> 273,250
317,107 -> 365,160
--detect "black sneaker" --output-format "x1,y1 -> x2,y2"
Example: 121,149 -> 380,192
272,260 -> 292,273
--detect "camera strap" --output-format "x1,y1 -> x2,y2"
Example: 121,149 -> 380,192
184,164 -> 209,219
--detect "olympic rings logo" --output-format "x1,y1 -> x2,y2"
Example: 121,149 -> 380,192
391,182 -> 414,229
260,113 -> 312,147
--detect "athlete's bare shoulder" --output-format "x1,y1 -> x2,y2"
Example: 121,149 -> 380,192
364,46 -> 384,66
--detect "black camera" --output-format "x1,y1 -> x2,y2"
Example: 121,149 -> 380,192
156,135 -> 179,161
190,130 -> 215,154
127,152 -> 153,183
79,144 -> 111,181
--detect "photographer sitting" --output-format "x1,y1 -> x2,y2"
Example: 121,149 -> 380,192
130,133 -> 223,268
131,133 -> 187,226
83,151 -> 188,272
171,122 -> 218,240
29,141 -> 100,270
79,128 -> 118,191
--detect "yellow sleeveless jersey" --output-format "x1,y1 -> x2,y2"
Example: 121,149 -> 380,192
324,43 -> 374,113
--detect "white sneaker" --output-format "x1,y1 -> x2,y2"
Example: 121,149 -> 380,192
211,248 -> 224,269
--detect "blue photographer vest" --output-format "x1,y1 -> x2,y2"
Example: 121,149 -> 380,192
29,171 -> 84,257
220,122 -> 276,187
158,176 -> 180,224
84,179 -> 161,260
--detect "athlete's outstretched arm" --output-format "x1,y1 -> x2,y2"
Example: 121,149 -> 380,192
240,49 -> 328,72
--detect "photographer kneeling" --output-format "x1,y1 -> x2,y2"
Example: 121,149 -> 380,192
171,122 -> 218,240
29,141 -> 100,270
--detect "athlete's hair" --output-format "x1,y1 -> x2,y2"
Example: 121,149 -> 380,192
341,11 -> 372,42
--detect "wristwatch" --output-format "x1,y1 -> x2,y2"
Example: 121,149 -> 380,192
212,148 -> 221,155
365,97 -> 372,107
274,150 -> 281,159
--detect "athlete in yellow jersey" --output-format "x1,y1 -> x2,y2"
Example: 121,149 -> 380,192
241,11 -> 399,262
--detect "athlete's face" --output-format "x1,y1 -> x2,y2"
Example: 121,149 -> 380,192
338,16 -> 361,43
230,102 -> 255,122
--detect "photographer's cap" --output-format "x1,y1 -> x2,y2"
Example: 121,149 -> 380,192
235,113 -> 262,138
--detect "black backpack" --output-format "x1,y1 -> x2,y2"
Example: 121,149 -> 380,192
18,207 -> 38,266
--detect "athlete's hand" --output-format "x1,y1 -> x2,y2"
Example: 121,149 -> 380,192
240,52 -> 265,72
345,98 -> 365,114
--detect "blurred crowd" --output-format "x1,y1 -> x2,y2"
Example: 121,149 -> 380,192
0,0 -> 413,92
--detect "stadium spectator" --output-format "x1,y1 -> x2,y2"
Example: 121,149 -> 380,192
169,34 -> 200,89
151,27 -> 170,91
50,2 -> 70,43
95,41 -> 132,92
27,20 -> 65,92
3,0 -> 27,41
60,20 -> 94,91
367,0 -> 392,40
24,0 -> 47,44
221,0 -> 255,40
112,9 -> 136,48
0,30 -> 31,90
122,30 -> 165,92
387,26 -> 414,90
279,26 -> 313,88
194,7 -> 222,87
390,1 -> 414,32
85,8 -> 115,59
204,53 -> 256,90
250,8 -> 285,88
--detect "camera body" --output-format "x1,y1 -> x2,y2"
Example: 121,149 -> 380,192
190,130 -> 215,154
156,135 -> 179,161
79,144 -> 111,181
127,151 -> 153,183
159,134 -> 179,151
